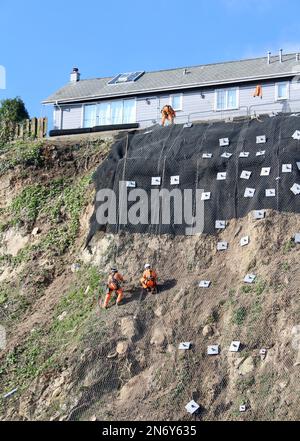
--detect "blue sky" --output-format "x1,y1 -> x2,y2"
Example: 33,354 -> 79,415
0,0 -> 300,119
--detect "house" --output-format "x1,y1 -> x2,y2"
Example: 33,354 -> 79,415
43,50 -> 300,136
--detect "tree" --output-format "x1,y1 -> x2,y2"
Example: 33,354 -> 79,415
0,97 -> 29,144
0,97 -> 29,123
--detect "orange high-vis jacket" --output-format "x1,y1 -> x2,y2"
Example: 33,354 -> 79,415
107,272 -> 124,290
142,269 -> 158,282
253,85 -> 263,98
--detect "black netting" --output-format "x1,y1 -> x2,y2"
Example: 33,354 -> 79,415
87,114 -> 300,244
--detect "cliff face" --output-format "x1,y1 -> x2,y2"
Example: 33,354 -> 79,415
0,126 -> 300,421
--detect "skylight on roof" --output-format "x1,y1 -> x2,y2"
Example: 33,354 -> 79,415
108,71 -> 144,85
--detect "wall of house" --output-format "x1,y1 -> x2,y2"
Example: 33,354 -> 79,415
52,78 -> 300,130
53,106 -> 62,129
136,79 -> 300,127
60,105 -> 82,130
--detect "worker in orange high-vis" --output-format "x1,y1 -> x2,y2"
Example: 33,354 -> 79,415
161,105 -> 176,126
253,85 -> 263,99
140,264 -> 158,294
103,267 -> 124,309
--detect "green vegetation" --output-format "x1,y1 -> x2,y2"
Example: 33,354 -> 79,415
254,279 -> 266,296
241,279 -> 266,296
170,362 -> 193,400
0,245 -> 32,268
232,306 -> 247,325
0,97 -> 29,123
0,291 -> 7,305
10,180 -> 64,226
241,285 -> 253,294
0,97 -> 29,145
226,288 -> 237,307
34,174 -> 92,256
236,376 -> 255,393
0,266 -> 103,398
0,137 -> 112,416
0,140 -> 43,173
206,307 -> 219,324
280,261 -> 291,272
49,265 -> 101,345
258,372 -> 275,399
2,174 -> 92,265
283,239 -> 296,254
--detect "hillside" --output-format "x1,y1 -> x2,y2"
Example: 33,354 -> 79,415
0,120 -> 300,421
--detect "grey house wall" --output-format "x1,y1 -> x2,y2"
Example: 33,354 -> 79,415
53,78 -> 300,130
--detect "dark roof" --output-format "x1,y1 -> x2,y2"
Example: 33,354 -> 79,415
43,53 -> 300,104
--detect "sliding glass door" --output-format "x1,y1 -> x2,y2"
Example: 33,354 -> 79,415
83,99 -> 136,127
98,102 -> 111,125
111,100 -> 123,124
123,99 -> 136,123
83,104 -> 97,128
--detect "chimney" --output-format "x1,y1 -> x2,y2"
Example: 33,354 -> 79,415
267,51 -> 271,64
279,49 -> 283,63
70,67 -> 80,83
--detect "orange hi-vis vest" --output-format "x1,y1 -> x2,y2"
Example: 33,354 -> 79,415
107,272 -> 124,291
142,269 -> 157,283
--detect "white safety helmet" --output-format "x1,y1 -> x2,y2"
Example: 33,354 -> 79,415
144,264 -> 151,269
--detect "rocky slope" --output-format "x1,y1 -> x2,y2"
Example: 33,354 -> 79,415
0,134 -> 300,421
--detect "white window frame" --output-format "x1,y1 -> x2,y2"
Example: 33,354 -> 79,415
81,104 -> 84,128
169,93 -> 183,111
83,103 -> 97,128
83,98 -> 137,127
275,81 -> 289,101
215,87 -> 239,111
122,98 -> 137,124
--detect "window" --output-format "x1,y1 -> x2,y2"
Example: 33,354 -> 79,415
98,102 -> 111,126
123,99 -> 136,123
276,82 -> 289,100
215,88 -> 239,111
170,94 -> 183,111
83,104 -> 97,128
84,99 -> 136,127
111,100 -> 123,124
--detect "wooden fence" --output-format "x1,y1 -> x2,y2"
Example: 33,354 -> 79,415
1,117 -> 48,140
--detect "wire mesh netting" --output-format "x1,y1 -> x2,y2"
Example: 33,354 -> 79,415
2,113 -> 300,422
61,113 -> 300,422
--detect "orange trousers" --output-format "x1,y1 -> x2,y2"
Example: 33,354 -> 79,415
103,288 -> 123,308
140,278 -> 157,290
